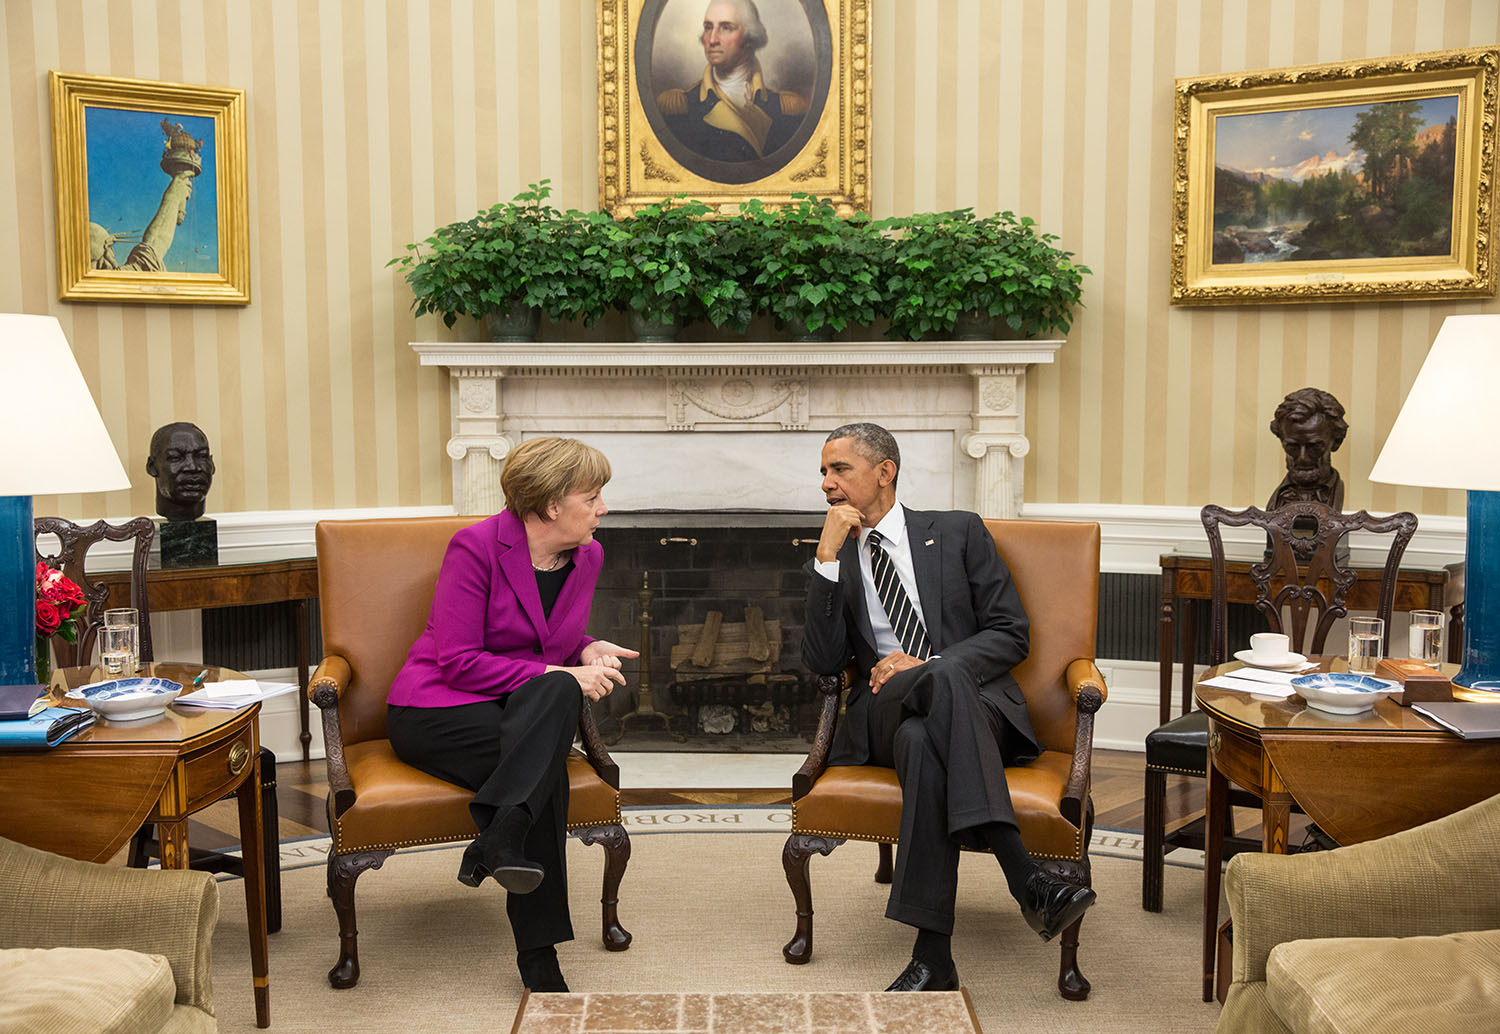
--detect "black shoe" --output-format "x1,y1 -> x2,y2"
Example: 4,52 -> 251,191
1019,868 -> 1096,942
883,957 -> 959,992
456,840 -> 489,888
517,946 -> 570,993
474,807 -> 545,894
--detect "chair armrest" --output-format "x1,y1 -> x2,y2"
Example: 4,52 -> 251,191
1227,793 -> 1500,985
792,671 -> 848,801
0,836 -> 218,1011
310,654 -> 357,817
1059,659 -> 1106,827
577,698 -> 620,789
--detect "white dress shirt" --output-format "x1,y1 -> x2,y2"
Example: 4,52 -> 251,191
813,502 -> 929,657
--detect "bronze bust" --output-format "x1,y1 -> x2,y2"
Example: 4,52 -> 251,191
1267,388 -> 1346,512
147,422 -> 216,522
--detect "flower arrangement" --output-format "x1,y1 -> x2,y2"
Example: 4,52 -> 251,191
35,563 -> 86,681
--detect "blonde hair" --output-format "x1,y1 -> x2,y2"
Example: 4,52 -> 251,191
501,437 -> 612,520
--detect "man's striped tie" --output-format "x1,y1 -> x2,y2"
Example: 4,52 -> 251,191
867,530 -> 931,660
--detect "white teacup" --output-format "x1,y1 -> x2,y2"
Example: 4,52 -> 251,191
1249,632 -> 1291,664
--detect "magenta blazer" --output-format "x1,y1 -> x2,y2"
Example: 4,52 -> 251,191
387,510 -> 601,708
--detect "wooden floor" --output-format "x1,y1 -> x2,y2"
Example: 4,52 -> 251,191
185,748 -> 1221,850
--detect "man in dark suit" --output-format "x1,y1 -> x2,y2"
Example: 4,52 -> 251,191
803,423 -> 1096,992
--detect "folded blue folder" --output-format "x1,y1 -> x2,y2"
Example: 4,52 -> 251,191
0,706 -> 96,748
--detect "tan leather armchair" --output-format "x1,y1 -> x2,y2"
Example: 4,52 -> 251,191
781,519 -> 1107,1000
311,517 -> 631,989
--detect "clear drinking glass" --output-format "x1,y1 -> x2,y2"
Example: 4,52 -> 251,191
1347,616 -> 1385,675
1408,609 -> 1445,668
102,607 -> 139,675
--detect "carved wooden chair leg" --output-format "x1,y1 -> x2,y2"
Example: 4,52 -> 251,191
782,833 -> 844,963
1056,912 -> 1091,1001
875,841 -> 893,884
1142,767 -> 1166,912
325,848 -> 393,989
576,823 -> 633,951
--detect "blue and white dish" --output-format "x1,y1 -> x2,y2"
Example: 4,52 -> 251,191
79,678 -> 183,721
1290,672 -> 1399,715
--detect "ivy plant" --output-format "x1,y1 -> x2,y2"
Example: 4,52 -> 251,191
880,209 -> 1089,340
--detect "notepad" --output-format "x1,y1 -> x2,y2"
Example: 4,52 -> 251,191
1412,702 -> 1500,740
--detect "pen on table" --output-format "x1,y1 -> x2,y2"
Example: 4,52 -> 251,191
192,669 -> 208,687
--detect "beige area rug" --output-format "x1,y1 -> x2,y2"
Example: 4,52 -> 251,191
210,816 -> 1219,1034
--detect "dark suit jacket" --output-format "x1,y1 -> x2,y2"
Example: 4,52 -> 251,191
802,507 -> 1040,767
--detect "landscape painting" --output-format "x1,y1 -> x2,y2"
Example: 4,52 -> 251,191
1212,96 -> 1459,265
1171,47 -> 1498,305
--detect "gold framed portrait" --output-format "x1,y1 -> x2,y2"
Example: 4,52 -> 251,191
50,71 -> 251,305
598,0 -> 870,216
1171,47 -> 1498,306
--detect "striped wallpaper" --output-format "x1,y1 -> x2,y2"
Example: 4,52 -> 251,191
3,0 -> 1497,521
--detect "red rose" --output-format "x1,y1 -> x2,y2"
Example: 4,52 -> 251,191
35,599 -> 63,636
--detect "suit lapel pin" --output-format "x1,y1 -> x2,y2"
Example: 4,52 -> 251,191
925,539 -> 935,546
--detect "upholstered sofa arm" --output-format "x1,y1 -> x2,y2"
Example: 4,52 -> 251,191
310,654 -> 356,815
1226,793 -> 1500,986
0,836 -> 219,1012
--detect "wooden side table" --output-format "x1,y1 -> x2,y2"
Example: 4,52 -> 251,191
1158,552 -> 1447,725
0,662 -> 272,1028
89,555 -> 320,760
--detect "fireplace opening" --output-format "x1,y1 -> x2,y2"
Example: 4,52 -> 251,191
590,512 -> 827,752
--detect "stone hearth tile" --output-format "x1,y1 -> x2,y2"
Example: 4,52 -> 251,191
808,992 -> 875,1032
707,992 -> 808,1033
871,991 -> 975,1034
581,992 -> 684,1031
680,994 -> 710,1029
525,994 -> 587,1015
513,1014 -> 581,1034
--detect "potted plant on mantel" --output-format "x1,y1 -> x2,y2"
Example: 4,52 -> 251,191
735,194 -> 883,341
599,197 -> 751,341
390,180 -> 611,340
880,209 -> 1089,341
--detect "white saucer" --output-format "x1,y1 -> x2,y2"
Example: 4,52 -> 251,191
1233,649 -> 1309,671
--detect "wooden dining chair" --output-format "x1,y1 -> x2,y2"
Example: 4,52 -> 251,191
33,516 -> 156,667
1141,501 -> 1417,917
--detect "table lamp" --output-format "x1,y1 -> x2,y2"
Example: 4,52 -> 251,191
1370,313 -> 1500,694
0,314 -> 130,686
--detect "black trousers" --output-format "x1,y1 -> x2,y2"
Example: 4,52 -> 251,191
861,656 -> 1022,935
387,670 -> 582,951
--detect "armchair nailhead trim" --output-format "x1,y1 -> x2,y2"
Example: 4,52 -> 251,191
789,806 -> 1084,862
333,807 -> 624,853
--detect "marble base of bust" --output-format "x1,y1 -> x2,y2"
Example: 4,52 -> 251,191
157,518 -> 218,569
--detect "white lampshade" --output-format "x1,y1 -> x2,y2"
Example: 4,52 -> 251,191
0,314 -> 129,495
1370,314 -> 1500,491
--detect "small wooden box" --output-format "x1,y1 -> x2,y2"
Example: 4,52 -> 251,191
1375,658 -> 1453,706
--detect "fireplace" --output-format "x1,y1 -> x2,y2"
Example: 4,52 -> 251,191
412,339 -> 1062,749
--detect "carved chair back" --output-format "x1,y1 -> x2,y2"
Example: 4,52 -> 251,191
1200,502 -> 1417,664
33,516 -> 155,668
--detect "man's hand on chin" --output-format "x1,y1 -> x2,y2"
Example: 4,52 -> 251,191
816,503 -> 864,563
869,651 -> 924,693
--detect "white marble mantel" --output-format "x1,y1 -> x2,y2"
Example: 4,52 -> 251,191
412,340 -> 1062,519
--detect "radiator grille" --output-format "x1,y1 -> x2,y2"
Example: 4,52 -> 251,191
201,599 -> 323,673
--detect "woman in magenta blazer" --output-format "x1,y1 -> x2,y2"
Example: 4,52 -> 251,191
386,437 -> 637,994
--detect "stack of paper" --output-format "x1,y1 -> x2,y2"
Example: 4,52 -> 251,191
1198,667 -> 1301,698
176,680 -> 301,710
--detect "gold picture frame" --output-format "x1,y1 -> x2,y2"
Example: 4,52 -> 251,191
1171,47 -> 1498,305
50,71 -> 250,305
598,0 -> 870,216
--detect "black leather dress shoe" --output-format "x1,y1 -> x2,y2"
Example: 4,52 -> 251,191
883,957 -> 960,992
1020,868 -> 1097,942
